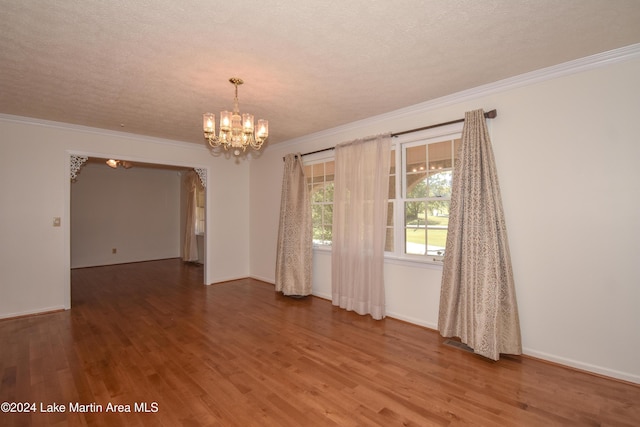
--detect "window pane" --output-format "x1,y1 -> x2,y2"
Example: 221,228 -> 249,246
427,200 -> 449,256
385,227 -> 394,252
405,227 -> 426,255
312,204 -> 322,219
406,145 -> 426,173
308,160 -> 335,246
311,204 -> 323,243
325,160 -> 335,177
388,175 -> 396,199
311,186 -> 324,203
325,161 -> 335,203
406,173 -> 427,199
323,204 -> 333,225
304,165 -> 313,185
321,225 -> 332,245
385,202 -> 394,252
405,201 -> 425,227
312,227 -> 324,243
428,140 -> 452,170
428,170 -> 452,198
324,181 -> 334,202
389,149 -> 396,174
312,163 -> 324,182
405,201 -> 425,254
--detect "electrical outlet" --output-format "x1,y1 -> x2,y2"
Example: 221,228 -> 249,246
112,248 -> 117,254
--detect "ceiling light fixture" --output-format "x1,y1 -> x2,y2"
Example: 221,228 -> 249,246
203,77 -> 268,156
106,159 -> 133,169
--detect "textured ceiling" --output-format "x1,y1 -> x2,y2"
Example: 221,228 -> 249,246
1,1 -> 640,147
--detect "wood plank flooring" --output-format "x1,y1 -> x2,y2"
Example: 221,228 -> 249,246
1,259 -> 638,426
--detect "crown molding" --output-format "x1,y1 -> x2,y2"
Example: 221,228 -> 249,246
277,43 -> 640,150
0,113 -> 208,152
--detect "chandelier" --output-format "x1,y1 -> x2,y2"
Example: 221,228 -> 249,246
202,77 -> 269,156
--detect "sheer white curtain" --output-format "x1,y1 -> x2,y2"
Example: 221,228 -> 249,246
183,171 -> 200,262
332,134 -> 391,320
438,109 -> 522,360
275,153 -> 312,296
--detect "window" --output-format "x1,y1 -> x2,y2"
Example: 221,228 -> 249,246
389,133 -> 461,261
304,159 -> 334,246
303,125 -> 461,263
196,185 -> 206,235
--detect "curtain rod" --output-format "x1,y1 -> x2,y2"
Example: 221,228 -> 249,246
391,109 -> 497,137
285,109 -> 497,160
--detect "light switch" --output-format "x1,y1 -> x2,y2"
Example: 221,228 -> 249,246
53,217 -> 61,227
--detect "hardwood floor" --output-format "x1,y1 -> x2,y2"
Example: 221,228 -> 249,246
1,259 -> 638,426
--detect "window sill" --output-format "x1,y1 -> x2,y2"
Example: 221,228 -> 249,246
312,246 -> 443,270
383,254 -> 444,270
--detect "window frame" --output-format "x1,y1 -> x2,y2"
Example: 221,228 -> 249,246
304,153 -> 335,248
195,183 -> 206,236
389,123 -> 463,264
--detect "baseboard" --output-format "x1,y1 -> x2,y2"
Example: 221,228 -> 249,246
209,275 -> 255,285
71,257 -> 181,269
0,306 -> 66,321
311,290 -> 331,301
523,347 -> 640,385
384,311 -> 438,331
249,274 -> 275,285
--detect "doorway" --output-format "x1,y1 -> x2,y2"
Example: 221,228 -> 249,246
67,154 -> 207,307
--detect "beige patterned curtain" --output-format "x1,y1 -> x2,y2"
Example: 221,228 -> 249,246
332,134 -> 391,320
183,171 -> 201,262
438,109 -> 522,360
275,153 -> 312,296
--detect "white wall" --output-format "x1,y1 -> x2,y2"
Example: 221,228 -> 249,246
0,118 -> 250,319
71,163 -> 182,268
249,50 -> 640,383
